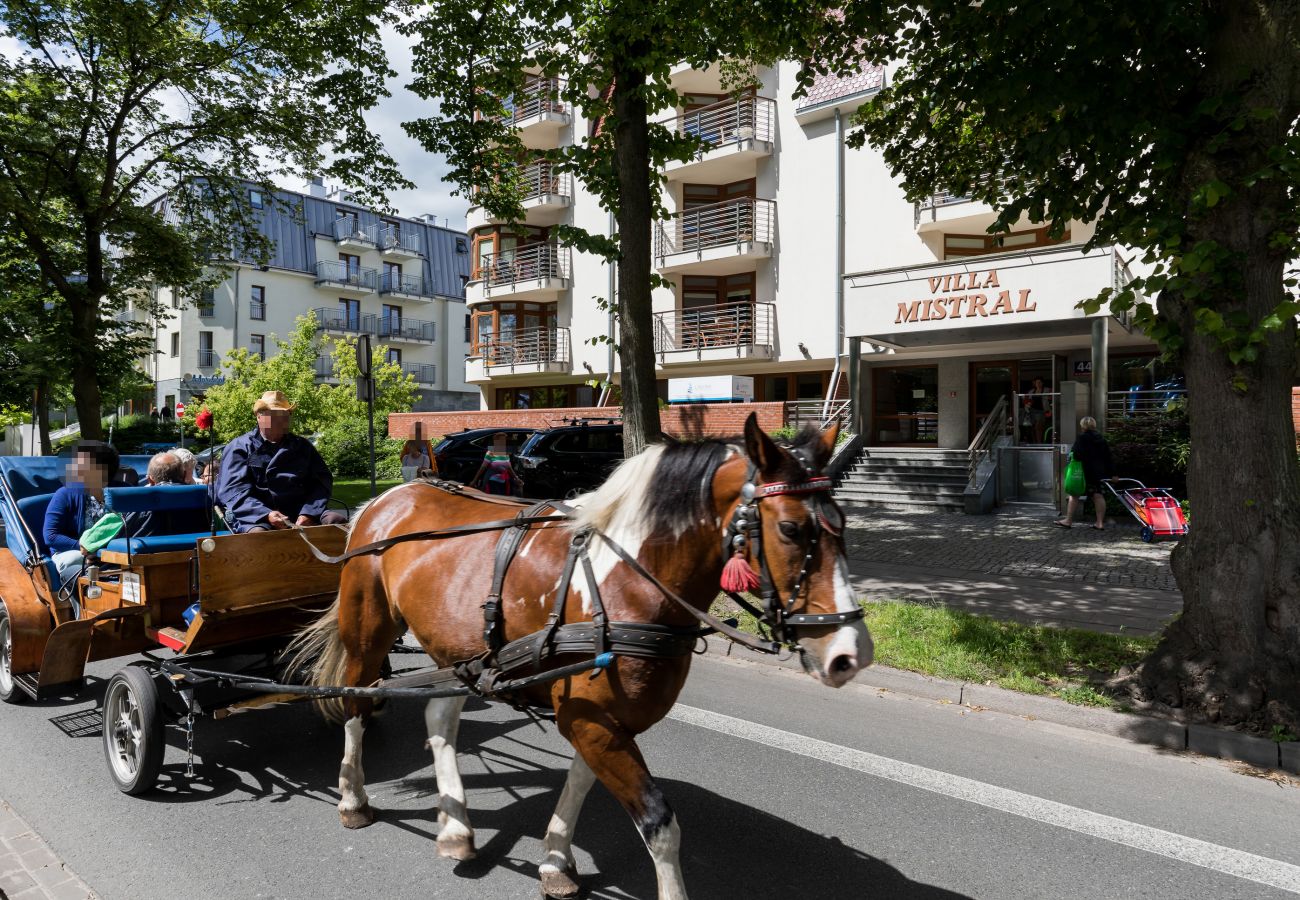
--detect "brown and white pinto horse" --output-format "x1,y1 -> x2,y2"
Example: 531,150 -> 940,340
293,415 -> 872,899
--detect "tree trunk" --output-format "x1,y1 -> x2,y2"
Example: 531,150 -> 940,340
35,381 -> 52,456
611,57 -> 663,458
72,229 -> 105,441
1132,0 -> 1300,732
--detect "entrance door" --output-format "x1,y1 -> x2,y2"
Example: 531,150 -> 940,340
872,366 -> 938,445
971,361 -> 1018,440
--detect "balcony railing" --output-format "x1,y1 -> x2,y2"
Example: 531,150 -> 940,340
477,326 -> 571,367
197,349 -> 218,368
312,306 -> 376,334
402,362 -> 437,384
500,78 -> 567,125
379,315 -> 437,343
315,259 -> 378,291
249,301 -> 266,320
476,243 -> 570,288
518,160 -> 570,201
1108,388 -> 1187,419
380,271 -> 432,297
377,225 -> 421,255
663,96 -> 775,152
313,355 -> 335,378
653,301 -> 774,353
332,217 -> 375,244
655,198 -> 775,257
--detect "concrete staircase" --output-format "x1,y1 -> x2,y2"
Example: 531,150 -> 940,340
834,448 -> 970,511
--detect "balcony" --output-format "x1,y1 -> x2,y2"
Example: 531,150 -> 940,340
654,198 -> 775,275
467,161 -> 573,230
653,301 -> 775,365
313,355 -> 337,381
197,349 -> 218,369
499,78 -> 570,150
378,225 -> 422,261
402,362 -> 437,385
467,243 -> 571,305
312,306 -> 376,336
332,216 -> 376,251
465,326 -> 571,383
249,301 -> 266,321
314,259 -> 377,295
378,315 -> 437,344
663,97 -> 775,183
380,271 -> 436,301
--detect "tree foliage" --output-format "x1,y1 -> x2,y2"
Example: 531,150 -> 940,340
0,0 -> 409,439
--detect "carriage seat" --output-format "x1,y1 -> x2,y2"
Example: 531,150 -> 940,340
102,484 -> 227,556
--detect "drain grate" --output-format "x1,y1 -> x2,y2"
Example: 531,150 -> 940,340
49,708 -> 102,738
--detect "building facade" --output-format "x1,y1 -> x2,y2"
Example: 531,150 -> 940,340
141,182 -> 477,414
464,61 -> 1165,447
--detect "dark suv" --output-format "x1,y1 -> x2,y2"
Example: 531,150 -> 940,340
513,421 -> 624,498
432,427 -> 537,484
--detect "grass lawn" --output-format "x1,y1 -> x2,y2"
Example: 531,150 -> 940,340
333,477 -> 402,510
712,597 -> 1157,709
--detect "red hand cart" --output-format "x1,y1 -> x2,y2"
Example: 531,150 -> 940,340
1103,478 -> 1189,543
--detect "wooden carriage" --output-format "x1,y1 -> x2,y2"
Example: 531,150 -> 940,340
0,456 -> 345,794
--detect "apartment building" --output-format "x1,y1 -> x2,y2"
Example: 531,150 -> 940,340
143,181 -> 477,414
465,62 -> 1163,448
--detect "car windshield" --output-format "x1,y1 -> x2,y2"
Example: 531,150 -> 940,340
518,432 -> 547,454
432,438 -> 453,452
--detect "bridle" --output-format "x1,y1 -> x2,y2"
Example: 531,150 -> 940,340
721,461 -> 864,650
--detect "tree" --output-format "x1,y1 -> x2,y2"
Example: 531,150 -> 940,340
402,0 -> 844,455
0,0 -> 410,440
837,0 -> 1300,731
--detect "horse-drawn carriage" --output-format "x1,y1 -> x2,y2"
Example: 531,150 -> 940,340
0,455 -> 346,794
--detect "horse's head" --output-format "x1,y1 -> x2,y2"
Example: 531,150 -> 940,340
720,414 -> 873,688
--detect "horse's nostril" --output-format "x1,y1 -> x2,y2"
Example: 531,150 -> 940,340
830,655 -> 855,675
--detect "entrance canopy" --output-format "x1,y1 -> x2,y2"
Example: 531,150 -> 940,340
845,244 -> 1122,349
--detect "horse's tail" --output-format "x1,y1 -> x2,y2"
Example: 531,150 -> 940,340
285,596 -> 350,724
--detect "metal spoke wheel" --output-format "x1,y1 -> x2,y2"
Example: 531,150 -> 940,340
0,604 -> 25,705
102,666 -> 165,795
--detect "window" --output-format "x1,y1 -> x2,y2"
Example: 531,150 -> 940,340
383,261 -> 402,292
164,394 -> 175,411
455,238 -> 468,254
339,298 -> 360,331
339,253 -> 361,276
249,334 -> 265,359
249,189 -> 265,209
170,332 -> 179,357
198,287 -> 215,317
464,313 -> 471,343
199,331 -> 214,367
386,347 -> 402,365
171,289 -> 179,310
250,285 -> 265,320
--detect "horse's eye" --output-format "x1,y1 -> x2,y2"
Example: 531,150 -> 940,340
777,520 -> 801,540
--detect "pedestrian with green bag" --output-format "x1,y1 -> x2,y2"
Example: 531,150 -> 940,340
1055,416 -> 1112,530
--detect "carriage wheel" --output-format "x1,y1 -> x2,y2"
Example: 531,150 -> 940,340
0,604 -> 26,705
1140,526 -> 1155,543
102,667 -> 165,795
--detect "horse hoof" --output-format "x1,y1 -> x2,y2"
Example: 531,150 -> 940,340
540,867 -> 581,898
437,834 -> 477,861
340,804 -> 375,829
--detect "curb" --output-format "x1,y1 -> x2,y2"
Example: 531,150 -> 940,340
700,637 -> 1299,776
0,800 -> 97,899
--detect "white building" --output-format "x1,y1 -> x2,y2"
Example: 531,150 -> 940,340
140,181 -> 477,414
465,62 -> 1163,447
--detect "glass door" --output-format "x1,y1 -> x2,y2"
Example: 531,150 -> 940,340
872,366 -> 939,445
971,361 -> 1018,441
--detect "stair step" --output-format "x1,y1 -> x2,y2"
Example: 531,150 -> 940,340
836,484 -> 967,499
841,473 -> 970,485
848,464 -> 969,477
836,496 -> 966,511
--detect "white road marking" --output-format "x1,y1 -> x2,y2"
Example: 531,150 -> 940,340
667,704 -> 1300,895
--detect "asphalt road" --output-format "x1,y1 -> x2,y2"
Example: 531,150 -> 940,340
1,650 -> 1297,900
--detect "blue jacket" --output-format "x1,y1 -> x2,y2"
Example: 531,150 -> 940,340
43,484 -> 91,554
216,429 -> 333,532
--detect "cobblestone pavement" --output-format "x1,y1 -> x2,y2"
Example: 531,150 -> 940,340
843,507 -> 1179,593
0,801 -> 95,900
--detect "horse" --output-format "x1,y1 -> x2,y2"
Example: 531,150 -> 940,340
291,414 -> 873,899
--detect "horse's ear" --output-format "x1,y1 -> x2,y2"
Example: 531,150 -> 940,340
813,421 -> 840,470
743,413 -> 784,476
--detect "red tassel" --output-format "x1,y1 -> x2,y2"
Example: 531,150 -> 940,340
720,553 -> 760,593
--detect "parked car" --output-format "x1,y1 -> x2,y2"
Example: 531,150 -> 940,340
432,427 -> 538,485
513,421 -> 624,499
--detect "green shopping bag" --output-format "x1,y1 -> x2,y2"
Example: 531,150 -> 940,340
80,512 -> 125,554
1062,454 -> 1087,497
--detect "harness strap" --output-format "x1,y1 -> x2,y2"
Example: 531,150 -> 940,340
295,512 -> 570,565
484,501 -> 558,652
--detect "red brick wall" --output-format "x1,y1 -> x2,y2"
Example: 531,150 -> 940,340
1294,388 -> 1300,445
389,402 -> 787,441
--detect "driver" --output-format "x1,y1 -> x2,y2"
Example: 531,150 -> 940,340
216,391 -> 345,533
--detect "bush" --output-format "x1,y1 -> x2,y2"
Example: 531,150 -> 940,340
316,418 -> 374,478
1107,405 -> 1190,495
376,437 -> 404,480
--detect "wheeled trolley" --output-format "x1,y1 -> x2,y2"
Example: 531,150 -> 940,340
1103,477 -> 1189,543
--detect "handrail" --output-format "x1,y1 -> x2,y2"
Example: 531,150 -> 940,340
377,225 -> 421,255
401,362 -> 437,384
662,96 -> 776,152
786,399 -> 849,429
500,78 -> 568,125
314,259 -> 378,290
332,217 -> 375,243
655,197 -> 775,257
381,271 -> 432,297
652,301 -> 774,353
476,325 -> 571,366
967,394 -> 1008,485
476,242 -> 570,286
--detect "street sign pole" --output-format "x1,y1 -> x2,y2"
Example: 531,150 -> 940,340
175,401 -> 186,449
356,335 -> 376,498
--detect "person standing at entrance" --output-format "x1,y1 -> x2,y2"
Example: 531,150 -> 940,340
1027,377 -> 1048,443
1055,416 -> 1112,530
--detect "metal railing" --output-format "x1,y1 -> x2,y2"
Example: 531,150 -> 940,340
332,217 -> 375,244
967,394 -> 1009,486
249,301 -> 266,320
197,349 -> 218,368
314,259 -> 378,291
379,315 -> 437,343
518,160 -> 570,201
377,225 -> 421,255
653,301 -> 774,354
786,399 -> 850,429
500,78 -> 568,125
402,362 -> 437,384
476,243 -> 570,287
917,170 -> 998,212
655,198 -> 775,257
381,271 -> 431,297
477,325 -> 571,367
1108,388 -> 1187,418
312,306 -> 375,334
313,355 -> 335,378
663,96 -> 775,153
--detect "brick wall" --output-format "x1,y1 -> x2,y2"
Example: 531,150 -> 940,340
389,402 -> 787,441
1294,388 -> 1300,445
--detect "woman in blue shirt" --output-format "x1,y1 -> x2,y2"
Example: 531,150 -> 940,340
43,441 -> 119,605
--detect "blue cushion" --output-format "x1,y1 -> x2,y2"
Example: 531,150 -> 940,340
14,493 -> 55,557
103,530 -> 228,555
106,484 -> 210,514
0,457 -> 67,502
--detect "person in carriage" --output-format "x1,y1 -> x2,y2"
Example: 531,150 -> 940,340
42,440 -> 120,599
216,390 -> 345,533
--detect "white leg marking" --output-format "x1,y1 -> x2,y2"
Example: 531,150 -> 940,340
425,696 -> 472,841
540,754 -> 597,876
338,716 -> 369,813
645,814 -> 688,900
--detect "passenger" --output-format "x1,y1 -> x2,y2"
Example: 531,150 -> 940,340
171,446 -> 200,484
216,390 -> 346,533
43,440 -> 119,600
121,452 -> 211,538
400,438 -> 433,482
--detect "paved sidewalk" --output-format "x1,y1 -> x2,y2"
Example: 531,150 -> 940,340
843,507 -> 1182,635
0,801 -> 96,900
